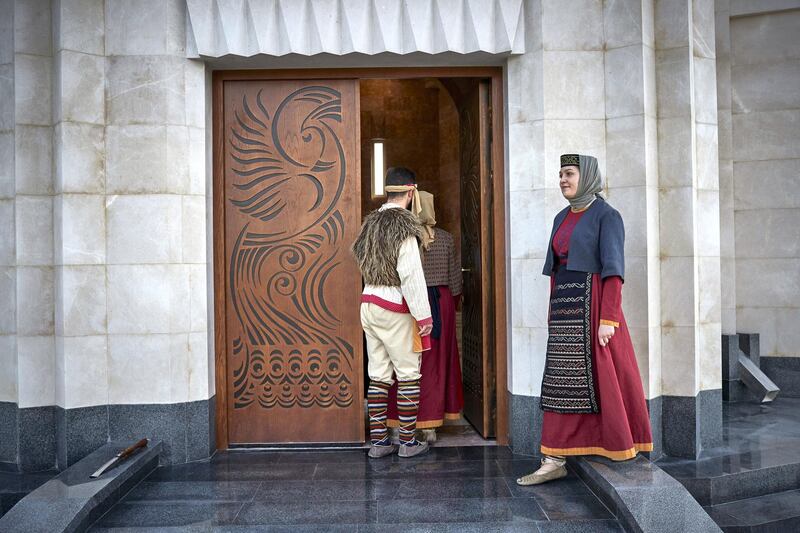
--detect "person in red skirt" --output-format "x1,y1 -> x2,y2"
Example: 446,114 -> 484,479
387,191 -> 464,442
517,154 -> 653,486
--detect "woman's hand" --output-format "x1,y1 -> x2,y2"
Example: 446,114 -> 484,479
598,324 -> 615,347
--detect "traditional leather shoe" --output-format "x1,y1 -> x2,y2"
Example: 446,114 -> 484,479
422,429 -> 437,443
398,441 -> 429,458
516,457 -> 568,486
368,444 -> 396,458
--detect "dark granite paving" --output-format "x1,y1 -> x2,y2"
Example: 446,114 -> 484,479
89,446 -> 621,531
0,470 -> 57,517
658,397 -> 800,531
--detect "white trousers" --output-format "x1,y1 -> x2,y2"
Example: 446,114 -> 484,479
360,303 -> 422,384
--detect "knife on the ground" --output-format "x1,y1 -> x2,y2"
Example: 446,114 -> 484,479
90,438 -> 149,478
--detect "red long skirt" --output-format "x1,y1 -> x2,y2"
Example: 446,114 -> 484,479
387,286 -> 463,428
540,273 -> 653,461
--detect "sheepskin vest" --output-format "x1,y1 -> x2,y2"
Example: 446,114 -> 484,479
351,207 -> 424,287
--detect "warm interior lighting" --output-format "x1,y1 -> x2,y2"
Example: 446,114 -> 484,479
372,139 -> 385,197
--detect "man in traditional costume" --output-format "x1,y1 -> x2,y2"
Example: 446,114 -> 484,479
352,167 -> 433,459
387,191 -> 463,443
517,154 -> 653,485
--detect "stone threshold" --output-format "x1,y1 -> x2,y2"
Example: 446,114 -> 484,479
0,440 -> 162,533
570,455 -> 722,533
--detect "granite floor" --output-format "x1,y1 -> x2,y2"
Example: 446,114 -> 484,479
0,469 -> 57,517
89,446 -> 622,532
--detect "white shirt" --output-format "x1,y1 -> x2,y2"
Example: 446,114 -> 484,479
362,204 -> 432,323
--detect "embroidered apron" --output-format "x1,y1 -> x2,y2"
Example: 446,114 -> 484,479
540,266 -> 599,413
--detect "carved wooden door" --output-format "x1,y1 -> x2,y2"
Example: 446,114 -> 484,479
222,80 -> 363,444
459,80 -> 495,438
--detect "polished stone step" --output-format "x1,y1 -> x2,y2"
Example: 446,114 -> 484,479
657,398 -> 800,506
0,440 -> 162,532
705,489 -> 800,532
0,470 -> 57,518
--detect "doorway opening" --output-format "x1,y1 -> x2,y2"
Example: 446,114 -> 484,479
359,77 -> 497,447
213,68 -> 507,450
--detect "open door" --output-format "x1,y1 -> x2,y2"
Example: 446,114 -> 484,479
220,79 -> 364,444
457,80 -> 496,438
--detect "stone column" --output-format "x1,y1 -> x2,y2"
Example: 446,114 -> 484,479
101,0 -> 211,465
52,0 -> 108,468
602,0 -> 663,458
0,0 -> 19,469
9,0 -> 58,472
655,0 -> 722,458
509,0 -> 597,454
715,0 -> 736,335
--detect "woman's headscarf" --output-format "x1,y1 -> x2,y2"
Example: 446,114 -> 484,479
561,154 -> 604,211
417,190 -> 436,249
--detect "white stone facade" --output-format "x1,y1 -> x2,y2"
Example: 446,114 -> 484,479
0,0 -> 798,463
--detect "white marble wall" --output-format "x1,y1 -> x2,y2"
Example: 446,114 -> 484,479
1,0 -> 213,412
730,6 -> 800,358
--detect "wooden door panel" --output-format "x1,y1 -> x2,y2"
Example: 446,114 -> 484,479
222,80 -> 363,444
459,80 -> 495,438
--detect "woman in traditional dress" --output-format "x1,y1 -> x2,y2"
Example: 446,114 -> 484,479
517,154 -> 653,486
387,191 -> 464,442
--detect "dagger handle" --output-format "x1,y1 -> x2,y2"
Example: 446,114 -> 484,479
118,438 -> 148,459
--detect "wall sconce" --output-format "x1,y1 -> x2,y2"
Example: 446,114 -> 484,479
371,138 -> 385,198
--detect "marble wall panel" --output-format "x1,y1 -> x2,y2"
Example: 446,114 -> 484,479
0,267 -> 14,335
106,194 -> 182,265
57,265 -> 107,336
56,194 -> 105,265
0,200 -> 14,265
107,264 -> 190,335
105,0 -> 185,56
736,258 -> 800,309
0,335 -> 17,402
106,55 -> 186,125
13,0 -> 51,56
54,50 -> 105,124
14,125 -> 52,194
17,335 -> 55,408
53,0 -> 105,55
16,266 -> 54,336
542,0 -> 604,51
730,9 -> 800,66
15,195 -> 53,266
0,132 -> 13,199
605,44 -> 646,118
14,53 -> 51,126
732,109 -> 800,162
732,61 -> 800,114
734,159 -> 800,210
735,208 -> 800,259
60,335 -> 108,408
604,0 -> 652,49
54,122 -> 105,194
543,51 -> 605,119
108,333 -> 171,404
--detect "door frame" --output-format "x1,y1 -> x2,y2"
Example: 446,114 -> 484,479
213,67 -> 508,449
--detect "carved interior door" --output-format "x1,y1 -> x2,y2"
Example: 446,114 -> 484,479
459,80 -> 496,438
222,80 -> 363,444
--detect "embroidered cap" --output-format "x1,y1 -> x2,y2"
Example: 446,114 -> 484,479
560,154 -> 580,167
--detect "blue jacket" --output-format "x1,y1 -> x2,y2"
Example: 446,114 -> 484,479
541,197 -> 625,280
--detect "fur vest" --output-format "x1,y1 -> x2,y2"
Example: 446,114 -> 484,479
351,207 -> 424,286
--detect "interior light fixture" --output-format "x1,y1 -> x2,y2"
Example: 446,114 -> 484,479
372,139 -> 385,197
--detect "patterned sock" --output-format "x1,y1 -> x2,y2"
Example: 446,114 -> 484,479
397,379 -> 421,446
368,381 -> 391,445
